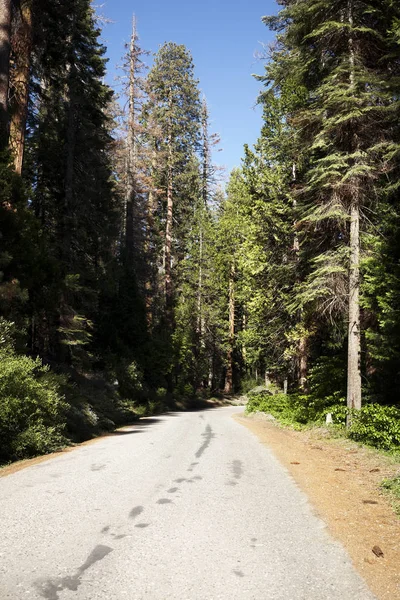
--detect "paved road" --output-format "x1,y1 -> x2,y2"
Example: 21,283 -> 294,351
0,406 -> 375,600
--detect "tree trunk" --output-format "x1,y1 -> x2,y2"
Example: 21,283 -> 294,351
64,73 -> 76,268
224,262 -> 235,394
299,336 -> 308,391
125,16 -> 137,261
242,312 -> 247,363
144,138 -> 159,328
265,371 -> 271,388
0,0 -> 11,147
346,0 -> 362,423
164,156 -> 173,324
196,225 -> 203,337
201,97 -> 209,207
58,44 -> 77,363
293,161 -> 308,390
208,364 -> 213,389
164,95 -> 174,327
346,201 -> 362,419
10,0 -> 32,174
194,98 -> 209,368
144,187 -> 155,327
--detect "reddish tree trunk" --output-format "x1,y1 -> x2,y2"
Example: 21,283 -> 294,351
0,0 -> 12,146
10,1 -> 33,173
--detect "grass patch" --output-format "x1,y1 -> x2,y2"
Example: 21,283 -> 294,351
381,476 -> 400,516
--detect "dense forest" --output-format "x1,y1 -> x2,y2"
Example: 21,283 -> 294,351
1,0 -> 400,463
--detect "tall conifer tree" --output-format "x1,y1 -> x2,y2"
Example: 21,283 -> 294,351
144,44 -> 201,323
264,0 -> 400,413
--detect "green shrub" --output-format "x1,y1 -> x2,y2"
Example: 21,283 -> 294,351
381,476 -> 400,496
148,399 -> 166,415
291,392 -> 346,425
240,376 -> 262,394
306,355 -> 346,402
290,355 -> 347,424
348,404 -> 400,450
247,357 -> 347,425
0,318 -> 18,347
246,389 -> 345,427
0,349 -> 67,462
113,360 -> 145,401
246,392 -> 296,423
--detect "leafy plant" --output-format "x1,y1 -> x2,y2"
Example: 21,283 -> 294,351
0,349 -> 67,461
380,476 -> 400,516
348,404 -> 400,450
246,391 -> 298,425
240,376 -> 262,394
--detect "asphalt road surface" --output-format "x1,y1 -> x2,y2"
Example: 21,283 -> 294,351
0,406 -> 376,600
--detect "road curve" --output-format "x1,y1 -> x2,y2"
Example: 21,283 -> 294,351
0,406 -> 376,600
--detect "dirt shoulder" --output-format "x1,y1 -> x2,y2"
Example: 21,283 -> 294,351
235,412 -> 400,600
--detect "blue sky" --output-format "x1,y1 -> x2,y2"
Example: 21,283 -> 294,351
101,1 -> 278,177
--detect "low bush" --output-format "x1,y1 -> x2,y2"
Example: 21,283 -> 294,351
246,356 -> 347,427
246,389 -> 346,428
61,374 -> 141,443
292,392 -> 346,425
348,404 -> 400,450
247,387 -> 400,453
246,391 -> 298,425
240,376 -> 263,394
0,349 -> 67,462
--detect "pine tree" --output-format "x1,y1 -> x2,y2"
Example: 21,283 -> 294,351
25,0 -> 117,362
124,15 -> 148,266
143,43 -> 201,332
263,0 -> 400,413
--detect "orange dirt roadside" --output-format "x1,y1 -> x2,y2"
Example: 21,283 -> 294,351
235,413 -> 400,600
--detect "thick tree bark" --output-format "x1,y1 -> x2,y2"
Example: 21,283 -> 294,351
224,262 -> 235,394
347,201 -> 362,416
0,0 -> 12,147
10,0 -> 32,174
